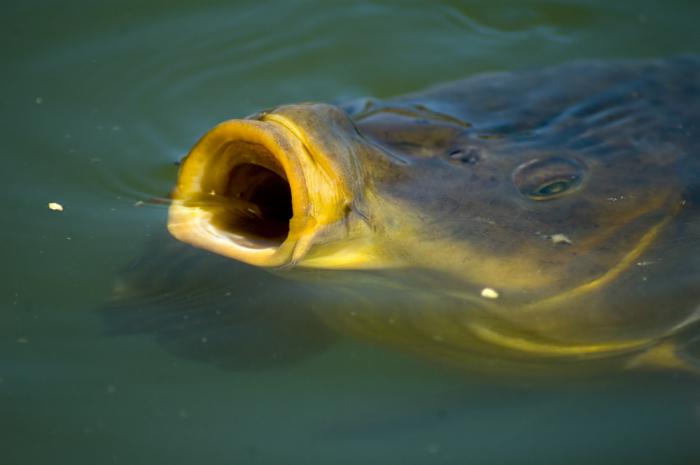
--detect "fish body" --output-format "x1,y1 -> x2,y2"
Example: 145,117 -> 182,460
168,56 -> 700,375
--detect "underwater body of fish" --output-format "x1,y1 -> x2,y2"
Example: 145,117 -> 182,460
162,55 -> 700,376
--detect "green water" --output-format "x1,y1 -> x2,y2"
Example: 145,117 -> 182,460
2,1 -> 700,464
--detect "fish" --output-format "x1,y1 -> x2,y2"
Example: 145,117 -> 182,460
166,55 -> 700,376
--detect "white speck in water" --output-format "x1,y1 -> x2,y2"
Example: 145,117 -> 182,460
201,337 -> 208,344
636,260 -> 656,267
133,200 -> 144,207
480,287 -> 499,299
107,385 -> 117,394
48,202 -> 64,211
16,337 -> 29,344
549,233 -> 573,245
35,97 -> 43,104
178,409 -> 190,419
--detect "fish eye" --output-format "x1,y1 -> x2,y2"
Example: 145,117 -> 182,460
529,177 -> 578,199
512,157 -> 585,201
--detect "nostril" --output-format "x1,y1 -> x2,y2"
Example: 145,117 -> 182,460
447,147 -> 480,164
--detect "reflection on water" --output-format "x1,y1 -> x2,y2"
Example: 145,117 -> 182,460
2,1 -> 700,464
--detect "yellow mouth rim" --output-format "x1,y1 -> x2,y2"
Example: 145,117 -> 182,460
168,118 -> 338,267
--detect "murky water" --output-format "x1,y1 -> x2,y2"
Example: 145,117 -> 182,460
3,1 -> 700,464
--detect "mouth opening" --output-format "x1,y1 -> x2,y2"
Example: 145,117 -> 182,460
168,119 -> 312,267
214,160 -> 293,248
168,116 -> 352,268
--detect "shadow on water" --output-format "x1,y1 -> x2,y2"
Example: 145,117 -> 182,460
101,231 -> 337,371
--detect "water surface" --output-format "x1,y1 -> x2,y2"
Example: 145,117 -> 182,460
2,1 -> 700,464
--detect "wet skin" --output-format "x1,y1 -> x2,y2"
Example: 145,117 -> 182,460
168,56 -> 700,374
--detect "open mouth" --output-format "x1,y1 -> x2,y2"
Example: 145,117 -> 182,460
210,143 -> 293,248
167,117 -> 350,267
168,119 -> 307,266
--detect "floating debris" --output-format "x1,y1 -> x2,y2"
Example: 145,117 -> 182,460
48,202 -> 64,211
549,233 -> 573,245
35,97 -> 43,104
480,287 -> 499,299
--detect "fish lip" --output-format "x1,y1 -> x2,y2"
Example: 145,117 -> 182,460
167,118 -> 341,267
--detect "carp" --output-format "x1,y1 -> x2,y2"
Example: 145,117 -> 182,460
166,56 -> 700,375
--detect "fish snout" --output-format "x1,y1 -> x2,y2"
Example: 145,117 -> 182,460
168,104 -> 360,268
